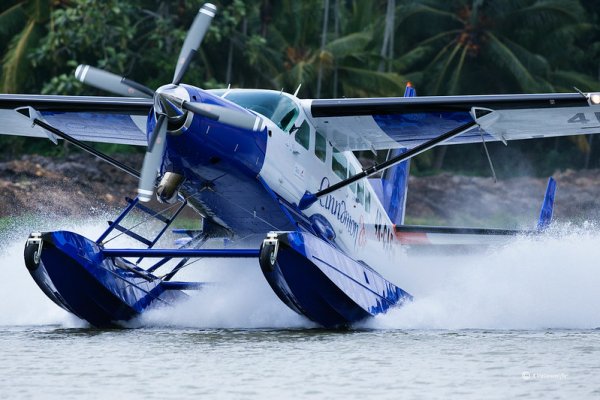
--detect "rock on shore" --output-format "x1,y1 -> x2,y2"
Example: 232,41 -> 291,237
0,154 -> 140,219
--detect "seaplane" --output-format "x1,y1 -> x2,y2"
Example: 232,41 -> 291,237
1,3 -> 599,328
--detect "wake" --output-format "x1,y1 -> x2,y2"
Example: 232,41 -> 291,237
366,223 -> 600,329
2,217 -> 599,329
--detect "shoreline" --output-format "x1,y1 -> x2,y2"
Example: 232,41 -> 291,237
2,153 -> 600,228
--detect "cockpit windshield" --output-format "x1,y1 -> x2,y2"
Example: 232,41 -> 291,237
222,90 -> 299,131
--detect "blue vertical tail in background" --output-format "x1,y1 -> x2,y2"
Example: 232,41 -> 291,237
403,82 -> 416,98
368,83 -> 415,226
537,177 -> 557,231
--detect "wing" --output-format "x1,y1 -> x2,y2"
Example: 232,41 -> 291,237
303,93 -> 600,151
0,94 -> 153,146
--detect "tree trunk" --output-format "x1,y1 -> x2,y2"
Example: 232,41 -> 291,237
226,37 -> 234,85
378,0 -> 395,72
333,0 -> 340,97
316,0 -> 330,99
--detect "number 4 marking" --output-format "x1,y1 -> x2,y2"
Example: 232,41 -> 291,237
568,112 -> 600,123
568,113 -> 589,123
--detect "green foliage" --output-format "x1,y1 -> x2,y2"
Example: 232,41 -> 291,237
0,0 -> 51,93
393,0 -> 598,94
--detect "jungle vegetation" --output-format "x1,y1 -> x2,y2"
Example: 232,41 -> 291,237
1,0 -> 599,177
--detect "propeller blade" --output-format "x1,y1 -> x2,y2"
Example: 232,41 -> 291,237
147,112 -> 167,152
75,65 -> 154,98
182,102 -> 263,131
138,114 -> 167,202
172,3 -> 217,85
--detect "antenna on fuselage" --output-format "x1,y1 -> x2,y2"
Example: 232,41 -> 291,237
293,83 -> 302,97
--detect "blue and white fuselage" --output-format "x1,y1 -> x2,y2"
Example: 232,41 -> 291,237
160,86 -> 400,273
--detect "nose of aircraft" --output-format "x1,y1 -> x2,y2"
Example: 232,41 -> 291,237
154,84 -> 193,134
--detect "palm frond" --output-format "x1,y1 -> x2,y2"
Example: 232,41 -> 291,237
0,2 -> 27,38
394,45 -> 436,72
550,70 -> 600,91
396,2 -> 463,24
448,44 -> 468,94
337,67 -> 405,97
432,41 -> 462,94
517,0 -> 584,23
1,20 -> 44,93
325,32 -> 371,58
485,32 -> 538,91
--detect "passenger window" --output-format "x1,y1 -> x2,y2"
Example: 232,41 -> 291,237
349,164 -> 357,194
357,181 -> 364,205
332,148 -> 347,181
294,121 -> 310,150
315,131 -> 326,162
365,191 -> 371,212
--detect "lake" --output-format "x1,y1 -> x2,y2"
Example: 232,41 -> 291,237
1,218 -> 599,399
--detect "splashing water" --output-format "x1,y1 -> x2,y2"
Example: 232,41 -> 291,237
365,223 -> 600,330
0,215 -> 309,329
136,258 -> 312,329
2,216 -> 600,330
0,216 -> 115,327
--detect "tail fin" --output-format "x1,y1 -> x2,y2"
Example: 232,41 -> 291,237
404,82 -> 416,98
537,177 -> 557,231
368,83 -> 415,225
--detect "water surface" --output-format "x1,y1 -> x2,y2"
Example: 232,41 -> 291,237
1,219 -> 599,399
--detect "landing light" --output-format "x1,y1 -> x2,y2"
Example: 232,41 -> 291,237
590,93 -> 600,105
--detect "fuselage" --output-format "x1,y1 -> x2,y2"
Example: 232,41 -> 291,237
154,86 -> 400,270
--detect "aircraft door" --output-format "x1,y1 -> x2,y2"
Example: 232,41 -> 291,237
288,119 -> 314,196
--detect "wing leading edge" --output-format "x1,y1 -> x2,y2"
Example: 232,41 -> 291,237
303,93 -> 600,151
0,94 -> 153,146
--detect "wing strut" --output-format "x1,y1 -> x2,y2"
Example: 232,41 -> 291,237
298,120 -> 478,210
16,108 -> 140,179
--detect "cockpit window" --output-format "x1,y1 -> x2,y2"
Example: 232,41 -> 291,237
223,90 -> 299,131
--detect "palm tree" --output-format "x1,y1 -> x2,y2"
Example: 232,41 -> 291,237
389,0 -> 600,169
268,0 -> 406,98
0,0 -> 52,93
392,0 -> 599,95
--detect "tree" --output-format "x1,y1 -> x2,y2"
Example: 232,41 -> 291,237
0,0 -> 52,93
392,0 -> 600,95
263,0 -> 406,97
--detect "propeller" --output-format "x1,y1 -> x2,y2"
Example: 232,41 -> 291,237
161,93 -> 262,131
74,65 -> 154,98
173,3 -> 217,85
73,3 -> 260,202
137,114 -> 167,202
75,3 -> 216,98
